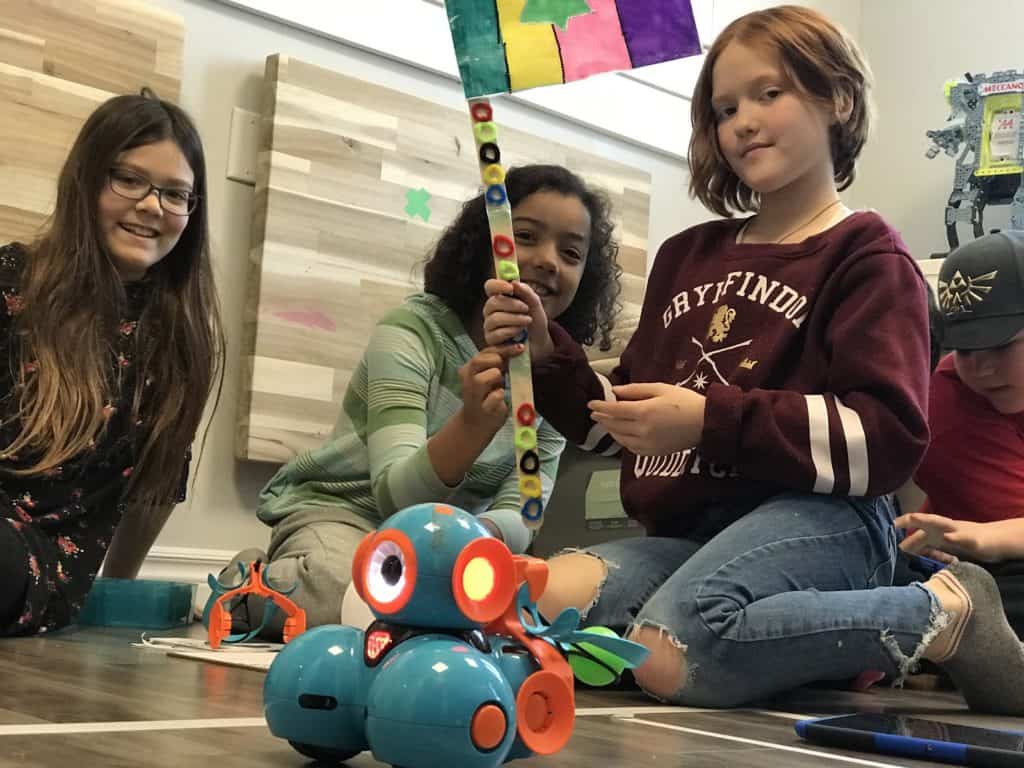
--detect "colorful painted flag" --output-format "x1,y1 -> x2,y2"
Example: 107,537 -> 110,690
446,0 -> 702,98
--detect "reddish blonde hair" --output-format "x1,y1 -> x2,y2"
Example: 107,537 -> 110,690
688,5 -> 873,217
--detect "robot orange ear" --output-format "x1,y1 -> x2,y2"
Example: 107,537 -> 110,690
350,531 -> 376,603
451,537 -> 516,624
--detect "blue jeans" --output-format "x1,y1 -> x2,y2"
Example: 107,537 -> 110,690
576,492 -> 941,707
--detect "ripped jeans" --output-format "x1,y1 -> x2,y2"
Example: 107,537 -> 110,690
576,492 -> 941,708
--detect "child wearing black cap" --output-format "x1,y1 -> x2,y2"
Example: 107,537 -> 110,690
898,230 -> 1024,638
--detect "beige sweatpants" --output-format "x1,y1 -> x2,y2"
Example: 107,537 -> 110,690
220,507 -> 373,637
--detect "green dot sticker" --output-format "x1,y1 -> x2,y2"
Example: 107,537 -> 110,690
474,121 -> 498,144
497,260 -> 519,280
515,426 -> 537,451
568,626 -> 627,687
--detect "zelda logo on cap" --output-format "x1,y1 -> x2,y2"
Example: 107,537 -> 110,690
939,269 -> 999,316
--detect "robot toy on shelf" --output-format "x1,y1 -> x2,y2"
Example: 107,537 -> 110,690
263,502 -> 648,767
926,69 -> 1024,249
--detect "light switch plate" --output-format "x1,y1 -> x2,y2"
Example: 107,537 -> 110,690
585,468 -> 628,521
226,106 -> 260,185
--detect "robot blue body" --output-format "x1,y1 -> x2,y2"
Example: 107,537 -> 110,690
264,502 -> 647,767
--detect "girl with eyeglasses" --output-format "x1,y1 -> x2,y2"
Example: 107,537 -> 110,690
0,89 -> 225,635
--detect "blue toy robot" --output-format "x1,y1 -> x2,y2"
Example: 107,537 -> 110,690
263,502 -> 648,767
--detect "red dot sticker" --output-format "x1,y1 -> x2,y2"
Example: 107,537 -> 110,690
471,102 -> 493,122
517,403 -> 536,426
493,235 -> 514,257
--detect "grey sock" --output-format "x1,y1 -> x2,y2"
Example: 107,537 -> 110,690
937,561 -> 1024,715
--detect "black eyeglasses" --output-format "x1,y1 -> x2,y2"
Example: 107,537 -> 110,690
107,168 -> 198,216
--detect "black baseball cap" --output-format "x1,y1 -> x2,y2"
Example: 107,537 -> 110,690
938,230 -> 1024,350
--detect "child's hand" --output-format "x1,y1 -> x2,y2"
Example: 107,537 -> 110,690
895,512 -> 1001,564
483,279 -> 554,363
458,345 -> 521,436
429,346 -> 522,489
589,383 -> 706,456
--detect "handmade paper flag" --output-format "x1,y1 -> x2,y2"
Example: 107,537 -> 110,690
446,0 -> 702,97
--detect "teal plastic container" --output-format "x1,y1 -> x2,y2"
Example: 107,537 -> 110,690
78,578 -> 197,629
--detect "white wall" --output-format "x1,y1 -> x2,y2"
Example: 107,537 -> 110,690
851,0 -> 1021,263
145,0 -> 709,567
715,0 -> 861,43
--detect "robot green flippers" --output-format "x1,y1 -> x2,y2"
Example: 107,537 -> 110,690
515,584 -> 649,685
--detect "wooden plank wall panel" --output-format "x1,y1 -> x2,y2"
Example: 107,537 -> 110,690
240,54 -> 652,463
0,28 -> 44,71
0,0 -> 183,100
0,64 -> 108,243
0,0 -> 184,245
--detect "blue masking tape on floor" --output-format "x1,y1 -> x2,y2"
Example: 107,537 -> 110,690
78,578 -> 196,629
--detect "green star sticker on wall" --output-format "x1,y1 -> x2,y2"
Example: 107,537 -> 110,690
405,188 -> 432,222
520,0 -> 593,31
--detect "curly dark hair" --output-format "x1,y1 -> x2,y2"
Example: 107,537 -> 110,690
423,164 -> 622,350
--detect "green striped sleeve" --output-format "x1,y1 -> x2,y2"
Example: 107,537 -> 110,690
363,309 -> 463,516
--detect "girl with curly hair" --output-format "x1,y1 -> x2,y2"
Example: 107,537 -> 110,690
226,164 -> 622,635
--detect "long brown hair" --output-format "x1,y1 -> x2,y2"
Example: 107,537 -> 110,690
10,91 -> 224,508
688,5 -> 873,217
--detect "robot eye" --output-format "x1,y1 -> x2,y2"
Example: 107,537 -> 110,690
452,537 -> 516,624
360,530 -> 417,614
367,540 -> 406,603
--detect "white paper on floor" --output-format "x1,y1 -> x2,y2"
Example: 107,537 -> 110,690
134,634 -> 281,671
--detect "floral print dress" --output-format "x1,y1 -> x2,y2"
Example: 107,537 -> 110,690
0,243 -> 188,635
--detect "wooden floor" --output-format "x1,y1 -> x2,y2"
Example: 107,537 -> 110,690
0,625 -> 1020,768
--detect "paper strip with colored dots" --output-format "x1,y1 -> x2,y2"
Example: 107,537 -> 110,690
467,99 -> 545,529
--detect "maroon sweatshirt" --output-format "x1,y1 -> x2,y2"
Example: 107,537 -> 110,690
534,211 -> 931,537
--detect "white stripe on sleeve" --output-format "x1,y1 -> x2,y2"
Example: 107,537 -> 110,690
835,399 -> 869,496
805,394 -> 835,494
581,372 -> 620,453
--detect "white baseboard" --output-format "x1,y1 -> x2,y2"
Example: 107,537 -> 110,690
138,546 -> 237,608
138,545 -> 236,583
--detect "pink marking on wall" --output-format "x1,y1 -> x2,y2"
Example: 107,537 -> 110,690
274,310 -> 336,332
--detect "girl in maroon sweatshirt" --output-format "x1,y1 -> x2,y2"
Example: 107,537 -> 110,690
484,5 -> 1024,714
